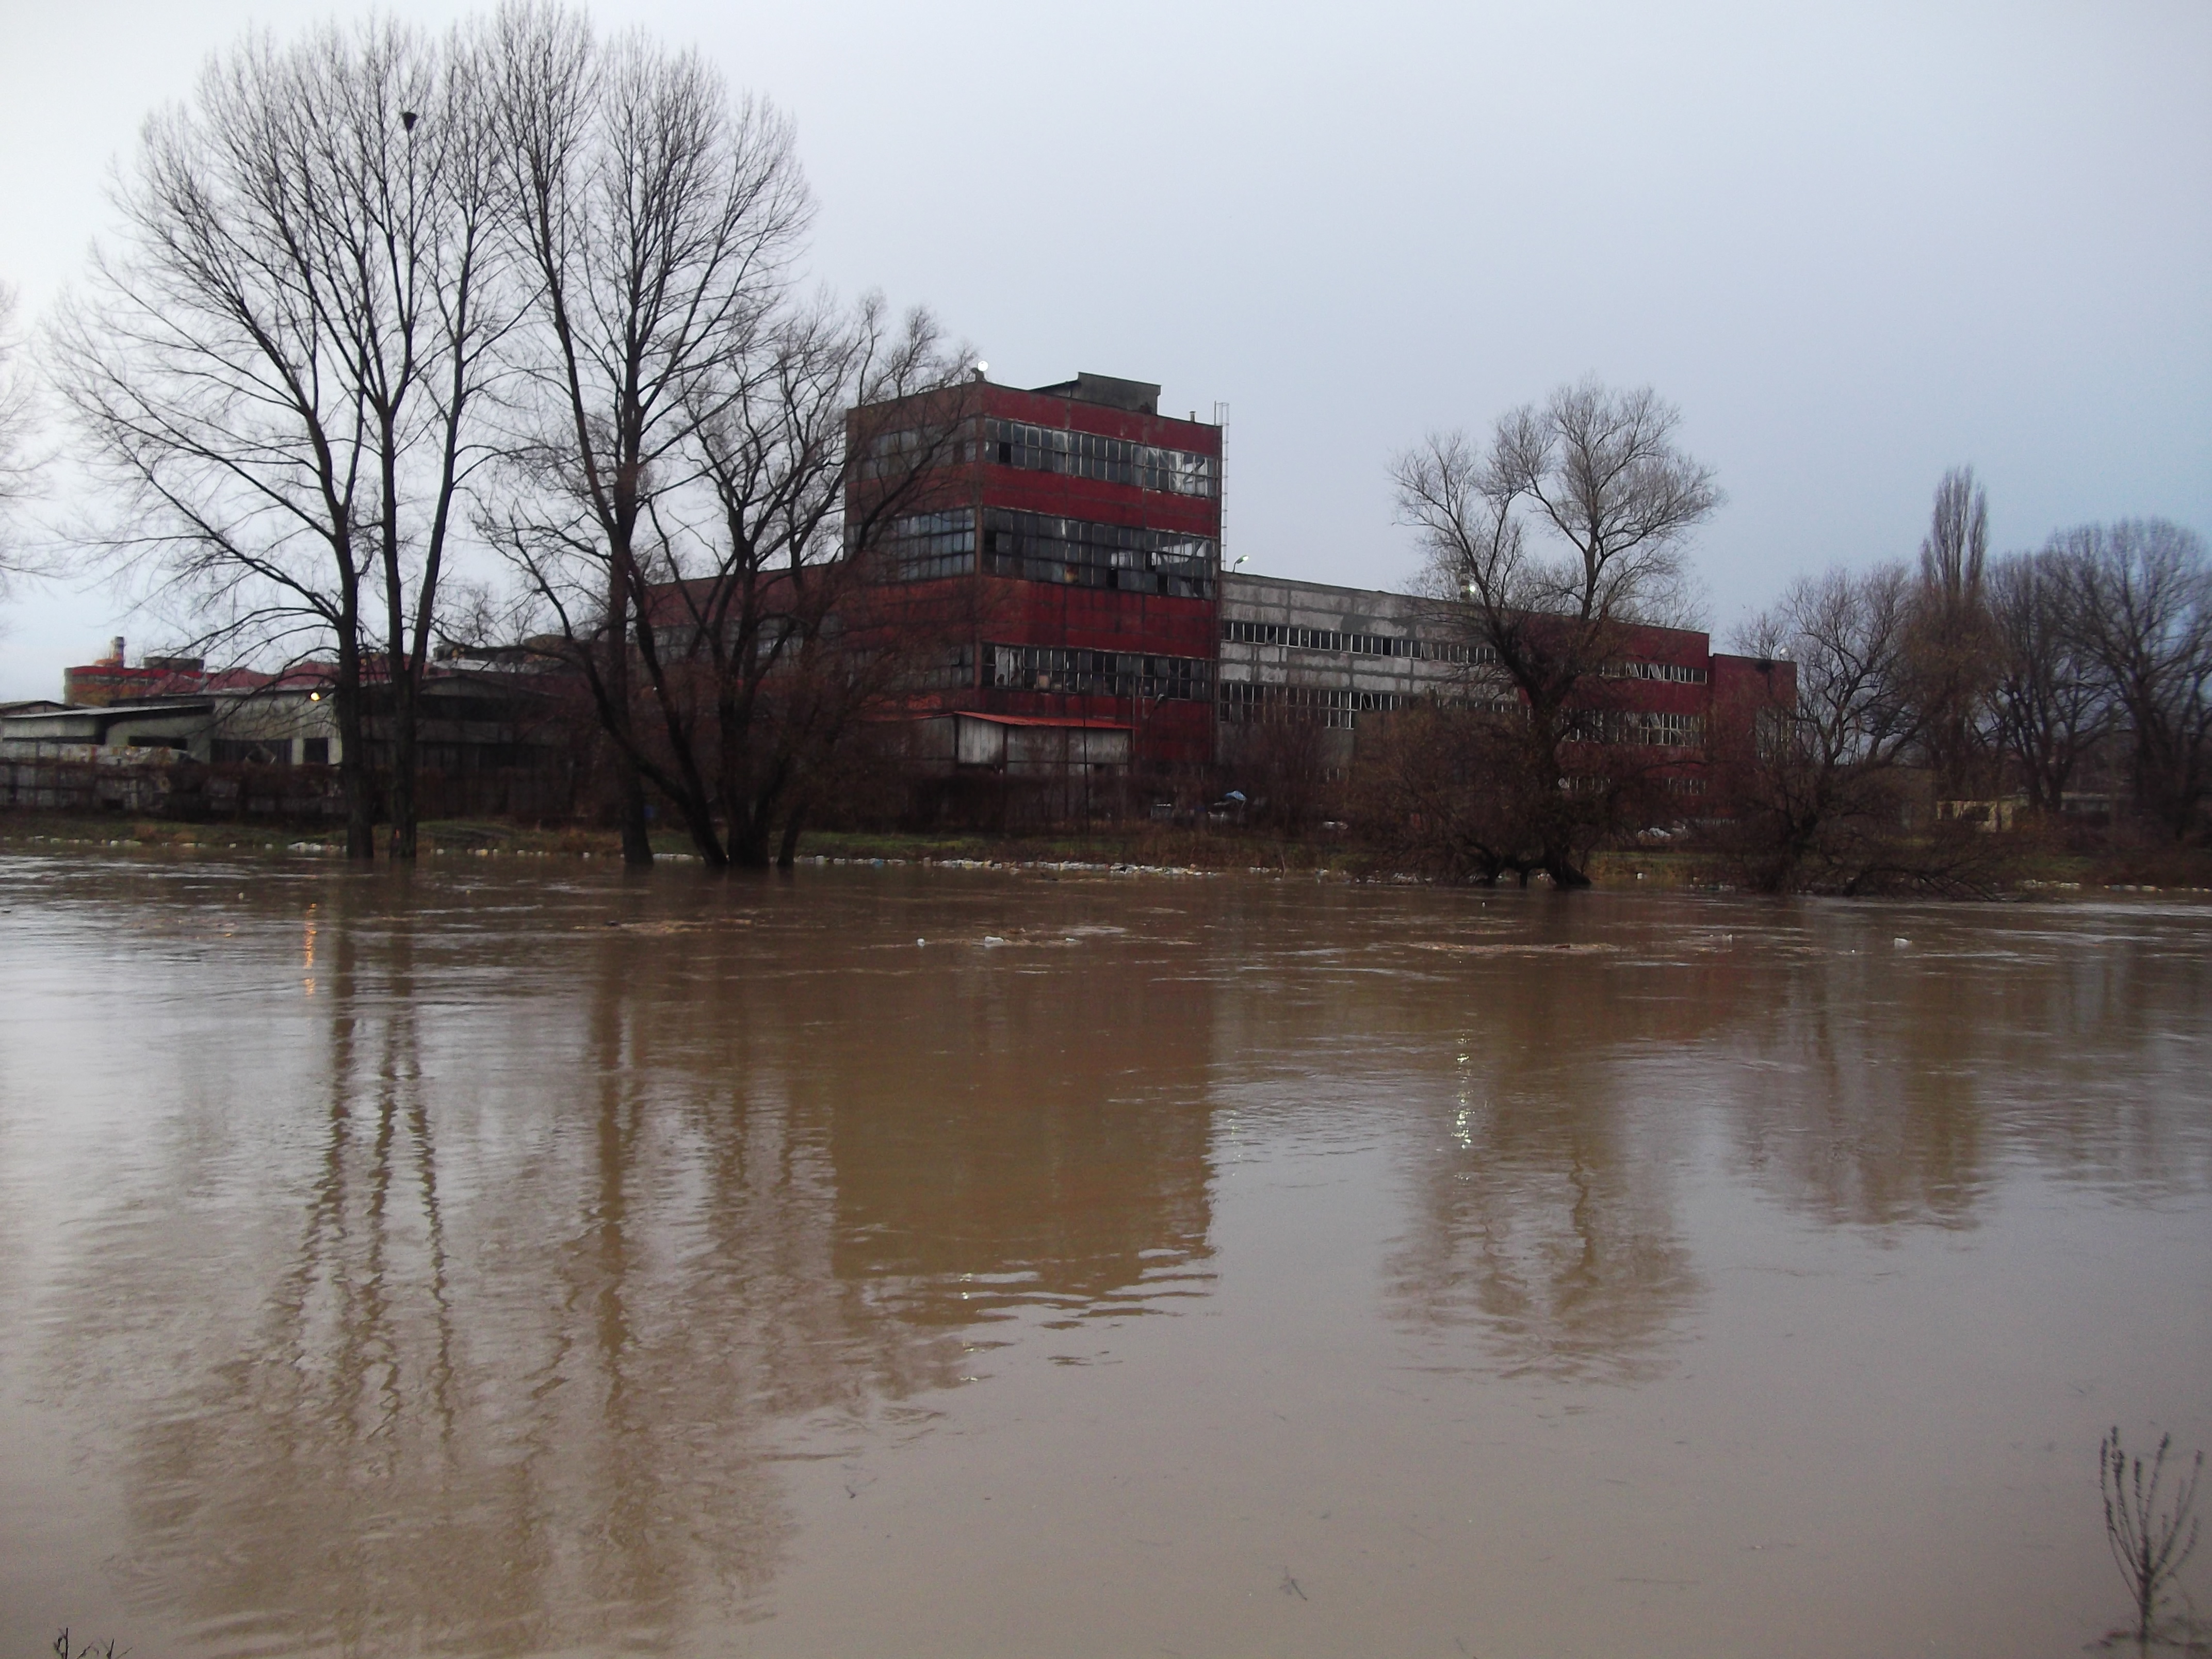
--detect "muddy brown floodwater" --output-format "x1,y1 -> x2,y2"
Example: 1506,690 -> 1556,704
0,854 -> 2207,1658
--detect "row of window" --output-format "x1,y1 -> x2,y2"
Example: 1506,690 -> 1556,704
854,420 -> 1221,500
987,420 -> 1218,498
1565,710 -> 1706,746
1219,681 -> 1410,729
1219,683 -> 1523,728
879,508 -> 1218,597
1218,683 -> 1704,743
983,509 -> 1214,597
1603,659 -> 1709,685
1620,711 -> 1705,745
881,510 -> 978,582
1219,622 -> 1712,688
901,642 -> 1711,742
985,643 -> 1212,702
1220,619 -> 1492,664
853,421 -> 981,483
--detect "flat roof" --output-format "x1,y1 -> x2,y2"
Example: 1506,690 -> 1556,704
3,698 -> 215,726
1222,570 -> 1440,605
930,712 -> 1134,731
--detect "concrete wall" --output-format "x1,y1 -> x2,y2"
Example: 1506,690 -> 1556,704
1214,573 -> 1778,782
1216,573 -> 1477,765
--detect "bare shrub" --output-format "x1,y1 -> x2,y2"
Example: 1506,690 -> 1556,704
2102,1426 -> 2204,1652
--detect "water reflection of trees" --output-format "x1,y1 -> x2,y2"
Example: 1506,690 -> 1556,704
1717,916 -> 2212,1227
43,874 -> 2206,1649
806,947 -> 1216,1329
103,897 -> 807,1653
51,879 -> 1218,1654
1376,953 -> 1730,1385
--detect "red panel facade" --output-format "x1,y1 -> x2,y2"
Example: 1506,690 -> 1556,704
1576,626 -> 1797,785
850,376 -> 1223,768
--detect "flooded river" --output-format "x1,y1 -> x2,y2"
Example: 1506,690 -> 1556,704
1,854 -> 2206,1657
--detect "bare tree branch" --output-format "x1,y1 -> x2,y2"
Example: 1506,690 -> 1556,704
2065,518 -> 2212,842
0,281 -> 41,576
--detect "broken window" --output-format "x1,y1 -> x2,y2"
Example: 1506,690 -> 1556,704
984,643 -> 1212,702
986,419 -> 1218,499
1219,619 -> 1490,663
981,510 -> 1215,598
880,509 -> 978,582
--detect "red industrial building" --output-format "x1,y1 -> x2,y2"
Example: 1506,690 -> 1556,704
849,370 -> 1791,817
850,371 -> 1223,798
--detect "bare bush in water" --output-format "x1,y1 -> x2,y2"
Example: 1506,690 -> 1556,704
2102,1426 -> 2203,1651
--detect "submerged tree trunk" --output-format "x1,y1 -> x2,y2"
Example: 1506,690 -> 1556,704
332,566 -> 376,860
386,630 -> 419,860
1542,850 -> 1592,888
676,796 -> 729,868
729,812 -> 774,870
603,574 -> 654,868
335,639 -> 375,862
775,802 -> 807,869
617,774 -> 653,864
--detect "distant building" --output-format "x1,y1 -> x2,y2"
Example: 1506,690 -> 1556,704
62,638 -> 264,708
1216,570 -> 1795,789
3,651 -> 575,819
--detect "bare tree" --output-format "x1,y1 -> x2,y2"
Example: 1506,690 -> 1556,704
1391,380 -> 1721,884
1906,466 -> 2000,802
2065,519 -> 2212,842
1347,698 -> 1581,882
487,4 -> 811,866
1988,543 -> 2109,816
677,298 -> 966,866
500,293 -> 966,868
1921,464 -> 1991,595
0,281 -> 38,573
2101,1427 -> 2202,1653
53,19 -> 508,859
1722,564 -> 1990,892
353,23 -> 515,858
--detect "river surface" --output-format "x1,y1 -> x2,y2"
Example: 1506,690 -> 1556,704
0,853 -> 2207,1658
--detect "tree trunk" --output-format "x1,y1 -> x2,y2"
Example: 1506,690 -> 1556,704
775,803 -> 806,869
1543,850 -> 1593,888
679,798 -> 729,868
730,815 -> 773,870
387,663 -> 419,860
618,771 -> 653,864
334,600 -> 375,861
604,570 -> 654,868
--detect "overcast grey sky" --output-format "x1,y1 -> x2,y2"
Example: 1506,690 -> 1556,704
2,0 -> 2206,698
